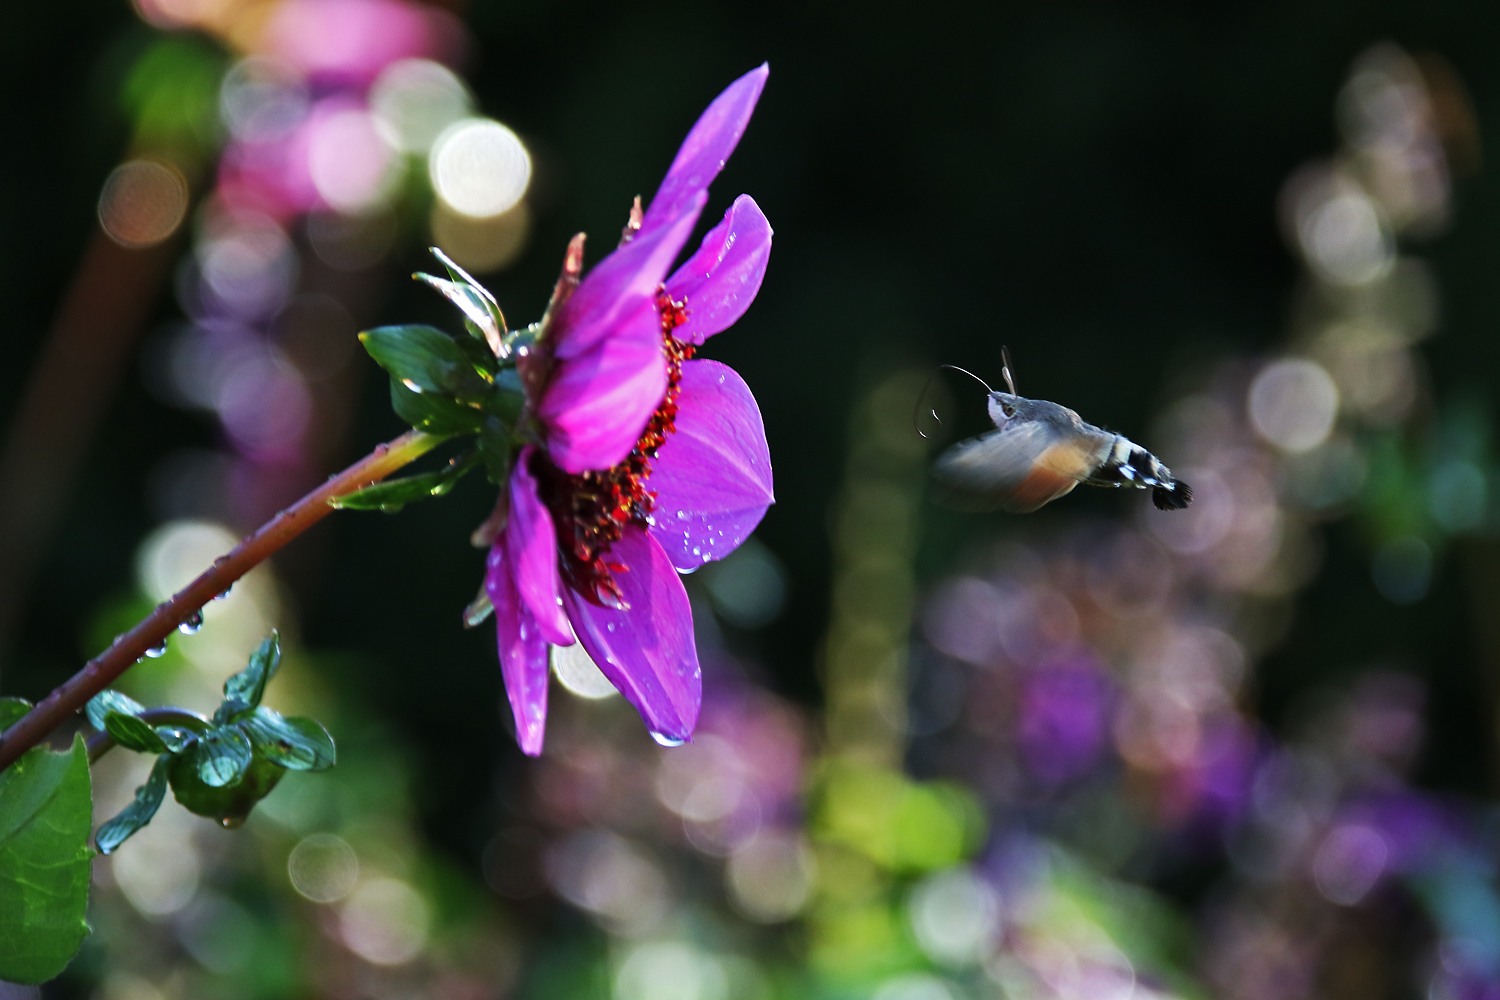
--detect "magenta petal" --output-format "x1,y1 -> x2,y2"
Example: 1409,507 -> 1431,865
562,526 -> 701,742
540,299 -> 668,473
664,195 -> 772,345
553,194 -> 705,361
648,360 -> 774,571
485,545 -> 550,756
504,447 -> 573,646
641,64 -> 769,238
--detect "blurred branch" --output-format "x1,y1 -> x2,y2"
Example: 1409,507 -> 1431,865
0,429 -> 446,772
0,230 -> 179,674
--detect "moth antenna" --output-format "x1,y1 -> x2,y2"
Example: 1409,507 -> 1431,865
1000,346 -> 1017,395
916,365 -> 999,439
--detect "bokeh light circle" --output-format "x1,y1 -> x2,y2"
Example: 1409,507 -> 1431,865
98,160 -> 190,248
429,118 -> 531,218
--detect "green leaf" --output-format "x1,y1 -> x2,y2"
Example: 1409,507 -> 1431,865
360,325 -> 491,402
217,632 -> 280,722
241,708 -> 336,771
0,736 -> 92,984
95,755 -> 170,855
103,711 -> 168,754
85,690 -> 146,731
390,377 -> 484,436
168,752 -> 285,827
329,452 -> 479,512
0,697 -> 31,730
186,726 -> 253,787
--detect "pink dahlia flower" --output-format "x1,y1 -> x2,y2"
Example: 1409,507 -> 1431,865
485,65 -> 775,755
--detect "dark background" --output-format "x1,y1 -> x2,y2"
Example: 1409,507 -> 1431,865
5,0 -> 1499,859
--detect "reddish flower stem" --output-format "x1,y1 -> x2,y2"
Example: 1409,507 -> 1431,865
0,429 -> 447,772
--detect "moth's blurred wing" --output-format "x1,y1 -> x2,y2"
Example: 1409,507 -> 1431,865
931,422 -> 1080,513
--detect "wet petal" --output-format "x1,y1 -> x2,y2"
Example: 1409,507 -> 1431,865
485,545 -> 550,756
553,194 -> 704,361
562,526 -> 701,742
505,447 -> 573,646
642,64 -> 769,238
664,195 -> 772,345
649,359 -> 773,570
540,300 -> 668,473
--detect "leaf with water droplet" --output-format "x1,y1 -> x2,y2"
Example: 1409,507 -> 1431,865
216,632 -> 280,723
153,726 -> 194,754
185,725 -> 253,787
85,690 -> 146,731
240,708 -> 335,772
103,711 -> 168,754
168,750 -> 284,825
95,754 -> 169,855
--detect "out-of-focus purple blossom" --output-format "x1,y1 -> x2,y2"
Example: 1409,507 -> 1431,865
1015,657 -> 1114,785
262,0 -> 463,88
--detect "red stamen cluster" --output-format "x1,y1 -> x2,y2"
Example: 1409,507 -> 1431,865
539,288 -> 694,606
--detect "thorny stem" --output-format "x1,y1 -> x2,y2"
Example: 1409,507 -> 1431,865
0,429 -> 447,772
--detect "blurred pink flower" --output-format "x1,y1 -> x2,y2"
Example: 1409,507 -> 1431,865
486,65 -> 775,755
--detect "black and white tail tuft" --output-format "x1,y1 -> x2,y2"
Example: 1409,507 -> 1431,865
1152,481 -> 1192,511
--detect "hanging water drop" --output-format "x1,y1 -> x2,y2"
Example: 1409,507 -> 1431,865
144,639 -> 169,658
650,731 -> 687,748
215,587 -> 232,601
178,611 -> 204,635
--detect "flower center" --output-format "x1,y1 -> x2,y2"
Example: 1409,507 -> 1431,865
537,288 -> 694,607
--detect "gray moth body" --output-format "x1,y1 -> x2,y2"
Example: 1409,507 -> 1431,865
932,391 -> 1192,514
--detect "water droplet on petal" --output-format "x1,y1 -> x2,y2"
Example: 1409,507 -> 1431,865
650,731 -> 687,748
676,510 -> 688,520
178,611 -> 204,635
145,639 -> 169,658
606,622 -> 616,633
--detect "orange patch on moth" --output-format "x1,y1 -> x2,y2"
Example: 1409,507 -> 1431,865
1008,464 -> 1079,513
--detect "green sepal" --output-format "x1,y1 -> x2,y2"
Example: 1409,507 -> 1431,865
0,736 -> 92,984
477,416 -> 515,484
103,711 -> 168,754
168,752 -> 284,827
391,377 -> 485,436
427,247 -> 506,338
453,331 -> 500,376
241,707 -> 336,771
85,689 -> 146,731
216,632 -> 280,723
95,754 -> 170,855
361,325 -> 492,402
184,725 -> 253,787
329,451 -> 479,513
0,697 -> 31,730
